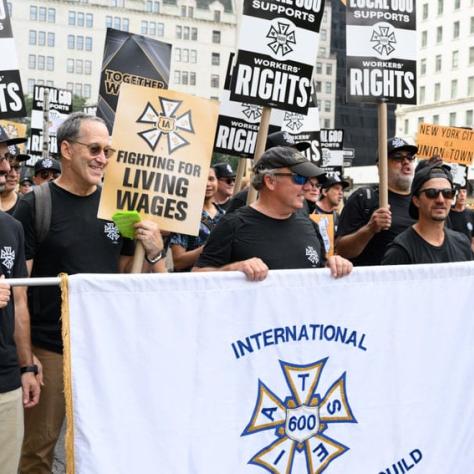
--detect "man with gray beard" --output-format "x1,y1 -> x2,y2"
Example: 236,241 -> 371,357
335,137 -> 417,266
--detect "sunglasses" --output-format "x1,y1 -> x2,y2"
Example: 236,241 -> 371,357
418,188 -> 455,199
218,177 -> 235,185
70,140 -> 116,159
272,172 -> 308,185
38,170 -> 60,180
389,152 -> 416,162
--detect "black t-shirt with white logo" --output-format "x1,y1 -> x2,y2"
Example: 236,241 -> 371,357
196,206 -> 326,270
0,211 -> 28,393
381,227 -> 473,265
337,187 -> 415,266
14,183 -> 134,353
447,208 -> 474,242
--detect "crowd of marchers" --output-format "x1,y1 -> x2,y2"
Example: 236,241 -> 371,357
0,113 -> 473,473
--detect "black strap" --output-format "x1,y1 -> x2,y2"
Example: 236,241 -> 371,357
32,182 -> 52,245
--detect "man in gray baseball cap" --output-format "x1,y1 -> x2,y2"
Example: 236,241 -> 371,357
193,147 -> 352,280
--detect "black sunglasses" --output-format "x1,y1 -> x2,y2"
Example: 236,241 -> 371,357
272,172 -> 307,185
390,152 -> 416,162
219,177 -> 235,185
38,170 -> 60,180
418,188 -> 455,199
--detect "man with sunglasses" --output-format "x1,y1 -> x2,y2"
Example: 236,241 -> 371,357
193,146 -> 352,281
32,157 -> 61,186
213,162 -> 236,211
336,137 -> 417,266
14,112 -> 166,473
0,146 -> 30,215
382,165 -> 473,265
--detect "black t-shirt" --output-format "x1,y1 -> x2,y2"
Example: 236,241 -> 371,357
382,227 -> 473,265
447,208 -> 474,242
226,189 -> 249,214
337,187 -> 415,266
14,183 -> 134,353
0,211 -> 28,393
195,206 -> 326,270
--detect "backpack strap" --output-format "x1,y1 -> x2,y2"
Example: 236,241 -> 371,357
32,182 -> 52,245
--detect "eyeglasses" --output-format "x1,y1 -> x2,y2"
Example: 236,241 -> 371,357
38,170 -> 60,180
272,173 -> 308,185
389,152 -> 416,162
69,140 -> 116,159
418,188 -> 455,199
304,180 -> 320,189
218,177 -> 235,185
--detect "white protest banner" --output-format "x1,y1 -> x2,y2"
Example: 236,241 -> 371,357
346,0 -> 417,104
64,262 -> 474,473
230,0 -> 325,114
28,85 -> 73,157
98,83 -> 219,236
0,0 -> 26,119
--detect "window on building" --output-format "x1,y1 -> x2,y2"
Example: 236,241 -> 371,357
30,6 -> 37,20
432,115 -> 439,124
77,36 -> 84,50
451,79 -> 458,99
324,119 -> 331,128
47,8 -> 55,23
37,55 -> 45,70
176,25 -> 182,39
453,21 -> 460,39
211,74 -> 219,88
48,32 -> 55,47
422,3 -> 428,19
471,17 -> 474,34
420,58 -> 427,75
417,116 -> 424,127
421,31 -> 427,48
175,48 -> 181,62
437,0 -> 443,15
403,119 -> 409,134
76,59 -> 83,74
67,58 -> 74,73
174,70 -> 181,85
324,100 -> 331,112
452,50 -> 459,69
212,31 -> 221,44
190,72 -> 196,86
28,79 -> 35,95
75,83 -> 83,97
434,83 -> 441,101
46,56 -> 54,71
106,16 -> 112,28
468,76 -> 474,96
28,55 -> 36,69
325,82 -> 332,94
214,10 -> 221,22
141,21 -> 148,35
190,50 -> 197,64
316,62 -> 322,74
123,18 -> 129,31
68,11 -> 76,25
470,47 -> 474,65
466,110 -> 473,127
77,12 -> 84,27
181,5 -> 186,16
68,35 -> 75,49
191,28 -> 198,41
86,13 -> 93,28
113,17 -> 121,30
449,112 -> 456,126
153,2 -> 160,13
39,7 -> 46,21
211,53 -> 220,66
67,82 -> 74,91
436,26 -> 443,43
188,6 -> 194,17
419,86 -> 425,104
454,0 -> 461,9
84,84 -> 91,99
85,37 -> 93,51
435,55 -> 442,72
182,49 -> 189,63
315,81 -> 321,92
157,23 -> 164,37
85,60 -> 92,75
6,2 -> 12,17
38,31 -> 46,46
321,29 -> 327,41
149,22 -> 156,36
326,64 -> 332,75
182,71 -> 189,85
183,27 -> 190,40
319,47 -> 327,56
29,30 -> 37,45
146,0 -> 152,12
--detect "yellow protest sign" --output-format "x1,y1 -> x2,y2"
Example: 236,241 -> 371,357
310,213 -> 335,257
417,123 -> 474,165
0,119 -> 27,151
98,83 -> 219,235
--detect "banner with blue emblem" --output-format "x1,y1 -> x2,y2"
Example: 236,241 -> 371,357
63,262 -> 474,473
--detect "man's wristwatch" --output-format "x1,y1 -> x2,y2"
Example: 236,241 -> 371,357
145,250 -> 165,264
20,365 -> 39,375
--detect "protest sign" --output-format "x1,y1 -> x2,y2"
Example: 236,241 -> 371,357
417,123 -> 474,166
98,83 -> 219,236
64,262 -> 474,473
310,213 -> 335,256
318,128 -> 344,179
28,85 -> 73,157
0,0 -> 26,119
0,119 -> 27,153
346,0 -> 417,104
230,0 -> 325,113
97,28 -> 171,133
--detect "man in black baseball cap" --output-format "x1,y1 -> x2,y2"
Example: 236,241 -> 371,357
193,147 -> 352,280
382,165 -> 473,264
336,136 -> 418,266
33,157 -> 61,186
212,162 -> 236,211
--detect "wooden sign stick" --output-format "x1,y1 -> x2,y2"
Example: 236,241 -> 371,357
378,100 -> 388,208
233,157 -> 247,196
131,241 -> 145,273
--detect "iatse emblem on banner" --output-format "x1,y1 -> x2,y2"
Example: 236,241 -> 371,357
136,97 -> 194,154
242,358 -> 356,473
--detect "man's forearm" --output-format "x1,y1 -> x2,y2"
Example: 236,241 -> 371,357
335,225 -> 375,259
13,286 -> 34,367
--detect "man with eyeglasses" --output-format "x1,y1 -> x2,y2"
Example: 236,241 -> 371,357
0,132 -> 41,473
336,137 -> 417,266
212,162 -> 236,211
14,112 -> 166,473
382,165 -> 473,265
0,146 -> 30,215
32,157 -> 61,186
193,146 -> 352,281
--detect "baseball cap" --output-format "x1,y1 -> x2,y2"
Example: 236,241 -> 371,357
321,176 -> 350,190
34,157 -> 61,175
265,131 -> 310,152
253,146 -> 326,179
7,144 -> 30,162
0,126 -> 27,147
409,165 -> 453,219
20,176 -> 33,185
213,162 -> 235,179
387,137 -> 418,156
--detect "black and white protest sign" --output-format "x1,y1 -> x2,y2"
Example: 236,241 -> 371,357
346,0 -> 417,104
29,85 -> 73,156
318,128 -> 344,179
0,0 -> 26,119
230,0 -> 325,114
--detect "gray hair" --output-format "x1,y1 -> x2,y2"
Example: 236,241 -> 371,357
251,168 -> 276,191
56,112 -> 107,156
